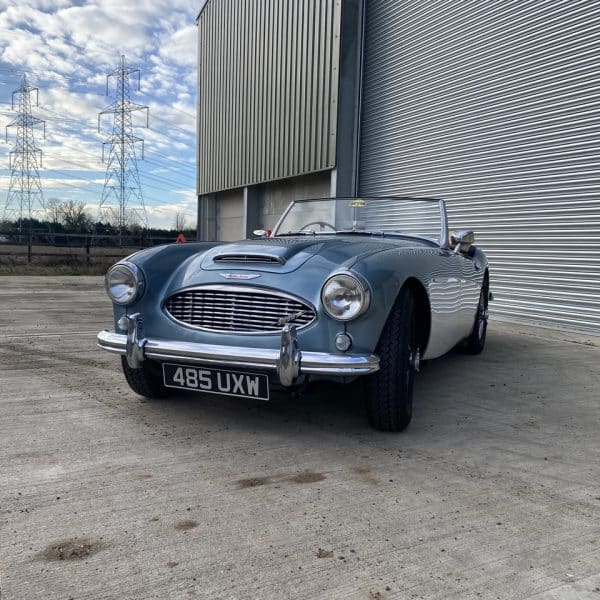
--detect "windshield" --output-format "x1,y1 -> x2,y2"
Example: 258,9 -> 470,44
273,197 -> 446,244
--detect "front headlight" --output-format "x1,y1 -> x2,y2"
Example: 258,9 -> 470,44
105,262 -> 144,305
321,272 -> 370,321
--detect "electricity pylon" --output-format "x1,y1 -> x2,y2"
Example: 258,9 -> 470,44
2,74 -> 46,234
98,55 -> 149,242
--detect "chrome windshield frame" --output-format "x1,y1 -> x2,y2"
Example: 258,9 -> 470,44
272,196 -> 449,248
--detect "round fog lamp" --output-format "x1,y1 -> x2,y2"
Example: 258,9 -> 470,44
335,333 -> 352,352
117,316 -> 129,331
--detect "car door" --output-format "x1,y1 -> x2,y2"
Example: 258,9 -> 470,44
426,249 -> 466,357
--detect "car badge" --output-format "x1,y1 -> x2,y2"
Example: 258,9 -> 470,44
219,272 -> 261,280
277,310 -> 306,326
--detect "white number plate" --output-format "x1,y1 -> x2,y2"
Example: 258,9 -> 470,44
162,363 -> 269,401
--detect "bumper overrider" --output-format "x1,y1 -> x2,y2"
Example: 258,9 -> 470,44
97,313 -> 380,387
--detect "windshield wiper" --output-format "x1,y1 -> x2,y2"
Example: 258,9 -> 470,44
276,230 -> 331,236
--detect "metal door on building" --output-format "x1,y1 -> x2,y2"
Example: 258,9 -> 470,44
359,0 -> 600,335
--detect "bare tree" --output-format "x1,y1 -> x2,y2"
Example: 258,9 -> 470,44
46,198 -> 63,225
63,200 -> 93,232
49,199 -> 93,233
174,212 -> 187,232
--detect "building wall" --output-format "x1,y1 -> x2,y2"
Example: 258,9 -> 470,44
258,171 -> 332,232
216,188 -> 244,241
197,0 -> 342,195
196,0 -> 364,240
196,0 -> 600,335
359,0 -> 600,335
201,172 -> 332,241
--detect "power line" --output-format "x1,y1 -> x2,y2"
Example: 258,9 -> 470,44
34,105 -> 197,174
58,137 -> 196,176
40,148 -> 194,189
0,55 -> 197,90
2,134 -> 196,189
7,99 -> 196,164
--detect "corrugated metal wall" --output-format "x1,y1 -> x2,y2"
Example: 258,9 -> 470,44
359,0 -> 600,335
197,0 -> 342,195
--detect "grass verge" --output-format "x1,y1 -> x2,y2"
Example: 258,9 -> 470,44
0,264 -> 108,276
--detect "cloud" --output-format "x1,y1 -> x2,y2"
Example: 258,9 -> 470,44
158,25 -> 197,68
0,0 -> 198,228
145,190 -> 197,229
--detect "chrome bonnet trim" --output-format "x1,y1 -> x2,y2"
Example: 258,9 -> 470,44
97,330 -> 379,377
213,253 -> 286,264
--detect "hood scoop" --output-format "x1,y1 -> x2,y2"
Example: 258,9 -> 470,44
200,239 -> 329,273
213,253 -> 286,265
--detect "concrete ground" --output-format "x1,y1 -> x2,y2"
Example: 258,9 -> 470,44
0,276 -> 599,600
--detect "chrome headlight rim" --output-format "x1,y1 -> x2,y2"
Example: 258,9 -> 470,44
105,261 -> 144,306
320,270 -> 371,322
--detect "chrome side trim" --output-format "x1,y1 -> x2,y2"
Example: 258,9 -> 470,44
97,330 -> 380,379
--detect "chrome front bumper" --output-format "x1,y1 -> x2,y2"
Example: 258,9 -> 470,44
97,314 -> 379,386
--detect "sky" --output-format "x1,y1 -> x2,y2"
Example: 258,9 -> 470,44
0,0 -> 199,229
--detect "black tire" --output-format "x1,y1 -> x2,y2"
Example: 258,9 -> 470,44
367,287 -> 418,432
120,356 -> 171,399
463,275 -> 489,355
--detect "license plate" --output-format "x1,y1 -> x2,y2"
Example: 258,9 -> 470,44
162,363 -> 269,401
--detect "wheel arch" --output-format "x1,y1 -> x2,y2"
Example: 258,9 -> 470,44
402,277 -> 431,356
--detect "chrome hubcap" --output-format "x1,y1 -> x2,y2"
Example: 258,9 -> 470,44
409,349 -> 421,372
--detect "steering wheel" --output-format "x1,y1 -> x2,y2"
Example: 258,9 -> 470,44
300,221 -> 337,232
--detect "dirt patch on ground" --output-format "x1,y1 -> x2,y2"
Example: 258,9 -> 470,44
237,476 -> 272,489
316,548 -> 333,558
42,539 -> 99,561
174,520 -> 199,531
351,466 -> 378,486
289,471 -> 326,484
237,471 -> 326,487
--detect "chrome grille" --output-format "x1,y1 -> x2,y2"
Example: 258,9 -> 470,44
164,286 -> 316,333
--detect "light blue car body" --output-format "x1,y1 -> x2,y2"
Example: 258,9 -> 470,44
97,197 -> 490,434
100,226 -> 488,380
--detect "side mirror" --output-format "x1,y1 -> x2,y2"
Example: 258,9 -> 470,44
253,229 -> 268,238
451,230 -> 475,253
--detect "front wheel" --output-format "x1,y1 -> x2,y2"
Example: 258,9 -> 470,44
367,287 -> 418,432
120,356 -> 171,399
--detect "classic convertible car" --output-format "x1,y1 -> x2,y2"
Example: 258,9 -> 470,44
97,197 -> 489,432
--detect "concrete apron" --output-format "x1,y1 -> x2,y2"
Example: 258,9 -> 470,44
0,276 -> 599,600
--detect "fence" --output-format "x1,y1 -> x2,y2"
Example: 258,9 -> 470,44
0,230 -> 180,266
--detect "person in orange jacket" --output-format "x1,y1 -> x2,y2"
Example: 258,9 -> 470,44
175,232 -> 187,243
